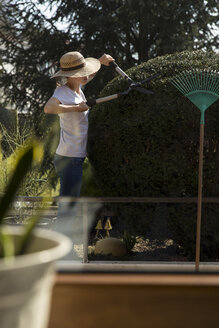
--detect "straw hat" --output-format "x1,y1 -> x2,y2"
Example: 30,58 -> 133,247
51,51 -> 101,79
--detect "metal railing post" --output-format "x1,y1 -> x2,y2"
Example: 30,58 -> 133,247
82,202 -> 88,263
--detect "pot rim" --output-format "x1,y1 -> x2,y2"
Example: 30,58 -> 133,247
0,226 -> 72,271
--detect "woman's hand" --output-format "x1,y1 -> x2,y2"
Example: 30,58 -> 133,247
99,54 -> 115,66
77,101 -> 90,112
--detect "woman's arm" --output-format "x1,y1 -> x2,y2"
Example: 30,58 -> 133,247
44,97 -> 89,114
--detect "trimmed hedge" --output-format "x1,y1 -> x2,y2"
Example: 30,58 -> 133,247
87,50 -> 219,258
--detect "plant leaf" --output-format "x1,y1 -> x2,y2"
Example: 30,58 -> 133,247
15,215 -> 39,256
0,145 -> 34,225
15,200 -> 49,256
0,226 -> 15,258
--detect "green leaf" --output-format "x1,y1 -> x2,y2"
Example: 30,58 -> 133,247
0,145 -> 34,225
15,214 -> 39,256
15,198 -> 49,256
0,226 -> 15,258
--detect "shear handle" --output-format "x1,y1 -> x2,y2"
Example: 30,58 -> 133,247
109,61 -> 133,84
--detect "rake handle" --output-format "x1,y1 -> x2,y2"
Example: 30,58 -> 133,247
195,123 -> 204,272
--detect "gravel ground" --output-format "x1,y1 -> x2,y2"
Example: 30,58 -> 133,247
74,237 -> 187,261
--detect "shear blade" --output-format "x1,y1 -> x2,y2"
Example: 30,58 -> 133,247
134,86 -> 154,94
140,73 -> 161,84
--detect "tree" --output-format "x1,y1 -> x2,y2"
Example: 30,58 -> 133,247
50,0 -> 219,62
0,0 -> 218,115
0,0 -> 71,115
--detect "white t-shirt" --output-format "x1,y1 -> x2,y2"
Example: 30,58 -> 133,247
52,85 -> 89,157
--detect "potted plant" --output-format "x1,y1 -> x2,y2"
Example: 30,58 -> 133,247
0,140 -> 72,328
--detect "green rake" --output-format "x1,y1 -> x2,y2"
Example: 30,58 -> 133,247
171,69 -> 219,271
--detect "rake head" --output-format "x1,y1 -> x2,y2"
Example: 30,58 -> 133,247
171,69 -> 219,112
171,70 -> 218,272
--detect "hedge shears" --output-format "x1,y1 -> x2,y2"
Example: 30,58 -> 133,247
86,61 -> 160,107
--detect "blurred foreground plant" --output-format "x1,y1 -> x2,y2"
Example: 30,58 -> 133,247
0,139 -> 47,258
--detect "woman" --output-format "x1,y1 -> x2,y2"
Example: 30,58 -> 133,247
44,51 -> 114,218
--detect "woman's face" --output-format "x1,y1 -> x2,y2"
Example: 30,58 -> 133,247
67,76 -> 89,86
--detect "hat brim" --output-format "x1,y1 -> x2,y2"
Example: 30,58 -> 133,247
51,57 -> 101,79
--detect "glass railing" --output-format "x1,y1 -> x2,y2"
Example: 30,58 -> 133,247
4,196 -> 219,273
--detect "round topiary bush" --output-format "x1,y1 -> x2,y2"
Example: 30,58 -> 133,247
87,50 -> 219,259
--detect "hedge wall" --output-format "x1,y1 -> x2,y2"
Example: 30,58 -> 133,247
87,50 -> 219,259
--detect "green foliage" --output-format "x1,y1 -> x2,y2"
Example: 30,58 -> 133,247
45,0 -> 219,62
80,158 -> 102,197
0,111 -> 33,157
0,111 -> 59,196
87,50 -> 219,258
167,203 -> 219,261
123,231 -> 136,254
0,107 -> 15,135
0,140 -> 45,258
0,145 -> 34,223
